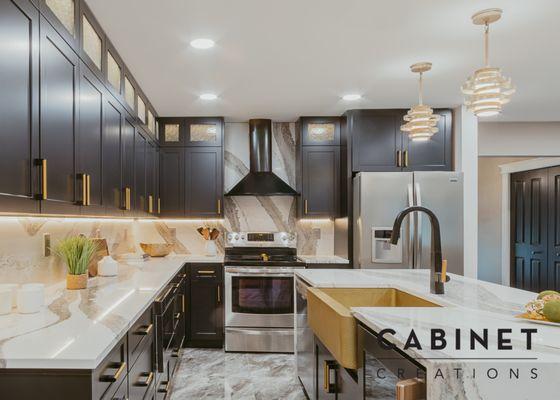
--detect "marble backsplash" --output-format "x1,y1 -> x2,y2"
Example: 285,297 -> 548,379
0,122 -> 334,284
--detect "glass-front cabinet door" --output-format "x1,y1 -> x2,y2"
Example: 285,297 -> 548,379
301,117 -> 340,146
185,117 -> 223,147
42,0 -> 79,49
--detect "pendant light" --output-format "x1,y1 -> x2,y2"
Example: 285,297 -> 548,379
462,8 -> 515,117
401,62 -> 440,142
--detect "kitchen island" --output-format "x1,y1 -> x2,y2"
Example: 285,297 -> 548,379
295,268 -> 560,399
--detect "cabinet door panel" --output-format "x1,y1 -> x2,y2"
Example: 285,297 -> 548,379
135,131 -> 147,216
301,146 -> 339,218
103,99 -> 122,215
403,109 -> 452,171
77,63 -> 103,213
39,18 -> 79,214
189,277 -> 223,341
146,140 -> 156,215
159,148 -> 184,217
184,147 -> 223,217
0,0 -> 40,213
121,117 -> 135,215
549,166 -> 560,291
350,110 -> 401,172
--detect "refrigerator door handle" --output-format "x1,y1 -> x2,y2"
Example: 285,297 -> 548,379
407,183 -> 415,269
414,182 -> 423,269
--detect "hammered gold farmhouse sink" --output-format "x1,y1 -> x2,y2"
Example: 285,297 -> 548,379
307,288 -> 440,370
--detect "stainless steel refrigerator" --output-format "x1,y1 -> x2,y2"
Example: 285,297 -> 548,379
353,172 -> 464,275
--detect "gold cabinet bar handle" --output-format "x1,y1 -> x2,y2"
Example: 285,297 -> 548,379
397,150 -> 402,167
80,173 -> 87,205
197,270 -> 216,274
86,175 -> 91,206
125,187 -> 131,211
217,199 -> 221,214
136,371 -> 154,387
134,323 -> 153,336
148,195 -> 153,213
217,284 -> 221,304
158,197 -> 161,214
323,360 -> 337,393
404,150 -> 409,167
304,199 -> 308,215
100,361 -> 126,382
35,159 -> 48,200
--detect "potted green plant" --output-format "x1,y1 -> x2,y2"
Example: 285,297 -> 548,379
55,236 -> 98,290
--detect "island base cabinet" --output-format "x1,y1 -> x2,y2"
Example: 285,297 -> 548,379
315,337 -> 360,400
357,324 -> 427,400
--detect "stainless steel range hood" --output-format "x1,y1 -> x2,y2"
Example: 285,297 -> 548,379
225,119 -> 298,196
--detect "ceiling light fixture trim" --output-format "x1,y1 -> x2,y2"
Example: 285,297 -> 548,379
200,93 -> 218,100
190,38 -> 215,49
342,94 -> 362,101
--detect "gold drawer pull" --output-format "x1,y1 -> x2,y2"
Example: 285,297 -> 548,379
100,361 -> 126,382
135,371 -> 154,387
323,360 -> 337,393
197,270 -> 215,274
135,323 -> 153,336
171,348 -> 182,358
158,380 -> 170,393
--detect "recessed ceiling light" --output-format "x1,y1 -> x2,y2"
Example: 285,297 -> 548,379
342,94 -> 362,101
190,38 -> 215,49
200,93 -> 218,100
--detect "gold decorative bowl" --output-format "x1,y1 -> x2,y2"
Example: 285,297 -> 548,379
139,243 -> 174,257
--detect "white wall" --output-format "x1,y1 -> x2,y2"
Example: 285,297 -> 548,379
453,106 -> 478,279
479,122 -> 560,156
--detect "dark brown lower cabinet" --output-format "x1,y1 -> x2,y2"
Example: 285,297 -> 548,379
187,263 -> 224,347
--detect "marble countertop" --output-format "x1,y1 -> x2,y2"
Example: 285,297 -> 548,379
297,255 -> 349,264
0,254 -> 222,369
296,269 -> 560,398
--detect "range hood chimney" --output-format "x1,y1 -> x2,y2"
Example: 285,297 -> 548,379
225,119 -> 298,196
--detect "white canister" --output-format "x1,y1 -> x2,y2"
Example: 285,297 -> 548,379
98,256 -> 118,277
0,283 -> 18,308
17,283 -> 45,314
0,287 -> 12,315
205,240 -> 217,257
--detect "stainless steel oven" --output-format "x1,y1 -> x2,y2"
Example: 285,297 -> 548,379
224,265 -> 303,353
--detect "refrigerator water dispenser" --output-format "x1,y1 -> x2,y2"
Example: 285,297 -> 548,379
371,227 -> 402,263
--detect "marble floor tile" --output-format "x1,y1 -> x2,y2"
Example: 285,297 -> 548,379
169,349 -> 307,400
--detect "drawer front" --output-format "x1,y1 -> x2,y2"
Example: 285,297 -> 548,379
93,337 -> 128,399
104,376 -> 128,400
190,263 -> 221,280
129,335 -> 155,400
128,305 -> 154,367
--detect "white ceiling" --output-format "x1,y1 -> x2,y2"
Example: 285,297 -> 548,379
87,0 -> 560,122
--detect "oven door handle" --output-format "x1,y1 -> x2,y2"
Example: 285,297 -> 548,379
226,272 -> 296,277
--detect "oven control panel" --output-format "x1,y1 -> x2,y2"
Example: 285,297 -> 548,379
226,231 -> 296,247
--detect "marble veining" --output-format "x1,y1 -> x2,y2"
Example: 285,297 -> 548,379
297,268 -> 560,399
0,256 -> 217,369
169,349 -> 306,400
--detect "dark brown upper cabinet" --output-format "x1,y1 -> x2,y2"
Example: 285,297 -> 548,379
184,147 -> 223,218
300,116 -> 340,146
145,139 -> 157,216
299,146 -> 340,218
135,130 -> 147,217
103,97 -> 123,216
0,0 -> 40,214
77,61 -> 104,215
158,117 -> 224,147
348,109 -> 402,172
159,147 -> 185,217
39,16 -> 80,215
402,109 -> 453,171
121,116 -> 136,216
346,109 -> 453,172
79,1 -> 105,82
38,0 -> 81,51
